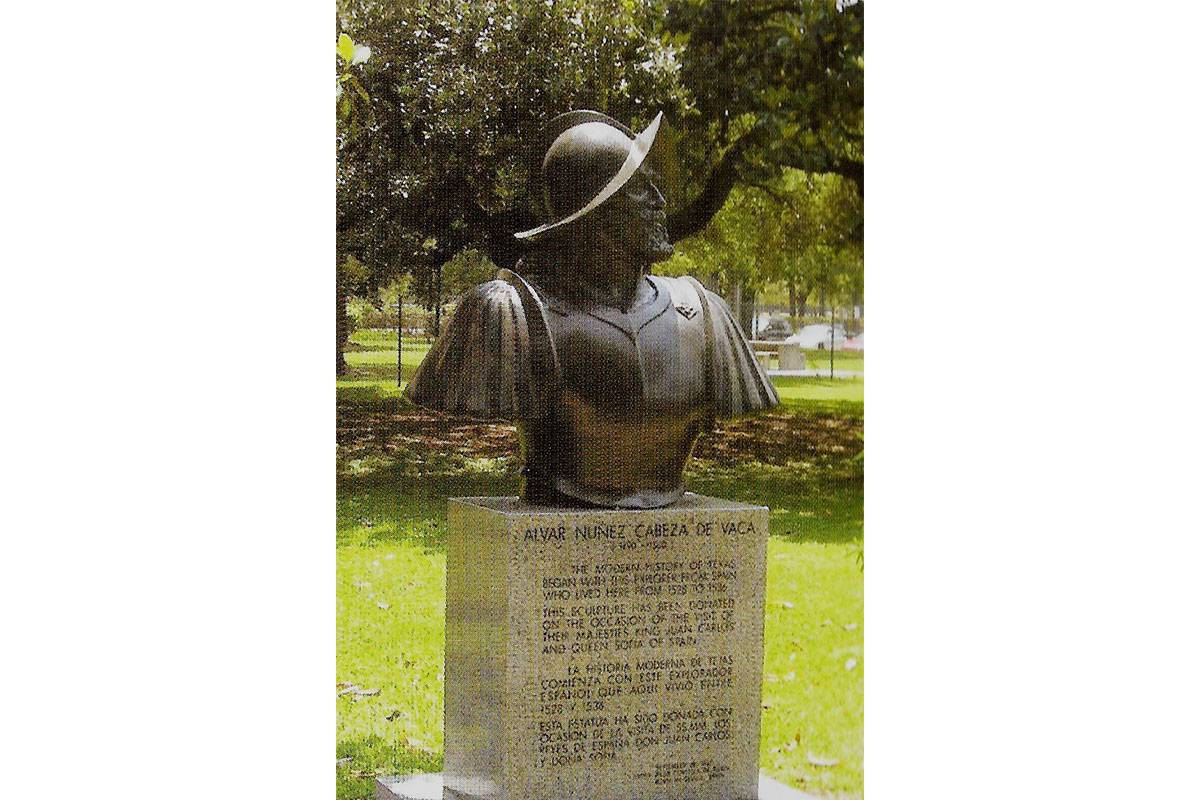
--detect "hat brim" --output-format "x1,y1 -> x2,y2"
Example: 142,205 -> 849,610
514,112 -> 663,241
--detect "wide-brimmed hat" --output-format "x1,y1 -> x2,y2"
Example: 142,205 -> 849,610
514,110 -> 664,241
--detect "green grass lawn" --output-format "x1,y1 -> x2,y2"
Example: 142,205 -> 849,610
337,329 -> 864,799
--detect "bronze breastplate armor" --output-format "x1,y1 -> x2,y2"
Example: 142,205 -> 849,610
403,265 -> 778,509
520,275 -> 712,508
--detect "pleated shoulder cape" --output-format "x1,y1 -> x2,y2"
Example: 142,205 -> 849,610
404,270 -> 778,420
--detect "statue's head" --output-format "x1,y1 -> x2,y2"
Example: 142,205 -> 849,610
515,111 -> 674,264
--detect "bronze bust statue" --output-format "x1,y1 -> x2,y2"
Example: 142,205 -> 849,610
406,110 -> 778,508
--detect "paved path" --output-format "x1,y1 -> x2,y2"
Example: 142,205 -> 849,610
769,369 -> 863,379
376,772 -> 823,799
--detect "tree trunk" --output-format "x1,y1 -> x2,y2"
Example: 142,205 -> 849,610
487,224 -> 524,270
740,287 -> 756,339
788,282 -> 798,320
434,262 -> 443,335
336,279 -> 349,377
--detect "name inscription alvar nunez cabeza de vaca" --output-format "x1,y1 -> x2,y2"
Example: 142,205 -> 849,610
522,518 -> 759,544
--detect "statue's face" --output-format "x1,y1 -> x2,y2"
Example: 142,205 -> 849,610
593,167 -> 674,264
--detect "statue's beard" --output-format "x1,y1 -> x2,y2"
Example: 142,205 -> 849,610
543,210 -> 674,307
643,220 -> 674,262
600,208 -> 674,266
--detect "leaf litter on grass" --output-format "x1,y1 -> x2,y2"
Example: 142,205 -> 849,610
338,405 -> 863,478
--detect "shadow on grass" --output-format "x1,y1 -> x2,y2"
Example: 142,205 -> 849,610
336,735 -> 442,800
336,395 -> 862,550
335,361 -> 419,410
336,385 -> 406,411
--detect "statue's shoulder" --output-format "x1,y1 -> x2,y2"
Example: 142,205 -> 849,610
646,274 -> 708,321
461,274 -> 525,309
403,268 -> 557,420
651,273 -> 779,418
646,274 -> 728,309
644,274 -> 723,325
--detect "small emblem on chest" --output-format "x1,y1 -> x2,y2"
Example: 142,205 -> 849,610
675,304 -> 697,320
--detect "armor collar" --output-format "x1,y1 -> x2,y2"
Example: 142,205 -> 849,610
541,275 -> 672,339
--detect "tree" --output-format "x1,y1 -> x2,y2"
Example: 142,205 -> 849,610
761,170 -> 861,320
336,0 -> 689,262
336,32 -> 388,375
335,0 -> 864,371
662,0 -> 864,240
335,1 -> 689,371
660,167 -> 862,327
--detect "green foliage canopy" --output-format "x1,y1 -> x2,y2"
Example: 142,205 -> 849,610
662,0 -> 863,240
336,0 -> 864,311
337,0 -> 688,299
662,168 -> 862,312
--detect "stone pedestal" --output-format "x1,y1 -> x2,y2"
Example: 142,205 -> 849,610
778,343 -> 807,371
439,494 -> 770,800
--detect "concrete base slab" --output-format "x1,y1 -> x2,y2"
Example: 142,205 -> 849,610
375,772 -> 822,800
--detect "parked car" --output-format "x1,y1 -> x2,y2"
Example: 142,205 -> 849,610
757,318 -> 793,341
786,323 -> 848,350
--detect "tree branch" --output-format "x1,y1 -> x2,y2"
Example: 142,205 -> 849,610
778,154 -> 863,194
828,159 -> 863,193
667,135 -> 752,242
734,2 -> 808,29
